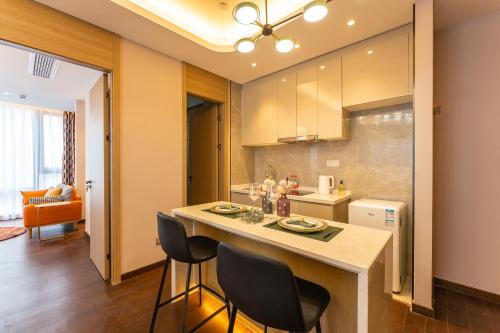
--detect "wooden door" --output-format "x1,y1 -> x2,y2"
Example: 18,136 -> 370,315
86,74 -> 110,280
188,103 -> 218,205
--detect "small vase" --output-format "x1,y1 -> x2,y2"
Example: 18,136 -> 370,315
277,194 -> 290,217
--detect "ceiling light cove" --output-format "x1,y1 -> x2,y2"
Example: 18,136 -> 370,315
111,0 -> 313,52
233,0 -> 332,54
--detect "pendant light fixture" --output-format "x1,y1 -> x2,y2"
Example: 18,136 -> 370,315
233,0 -> 331,53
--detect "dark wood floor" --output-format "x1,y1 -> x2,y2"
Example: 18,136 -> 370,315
0,222 -> 498,333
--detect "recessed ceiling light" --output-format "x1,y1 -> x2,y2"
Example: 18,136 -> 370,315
281,78 -> 287,82
251,62 -> 257,67
294,44 -> 300,49
367,50 -> 374,55
303,0 -> 328,23
2,91 -> 10,95
319,65 -> 326,70
347,19 -> 356,26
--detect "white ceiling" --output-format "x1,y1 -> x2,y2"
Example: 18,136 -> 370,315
435,0 -> 500,31
0,44 -> 102,111
111,0 -> 313,51
35,0 -> 414,84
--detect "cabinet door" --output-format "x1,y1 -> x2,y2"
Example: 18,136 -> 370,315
257,77 -> 278,145
296,65 -> 318,137
242,83 -> 260,146
317,56 -> 347,139
231,192 -> 254,206
342,33 -> 410,107
299,202 -> 333,220
277,72 -> 297,139
242,78 -> 278,145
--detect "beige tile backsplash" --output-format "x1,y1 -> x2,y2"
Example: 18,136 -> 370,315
230,85 -> 413,274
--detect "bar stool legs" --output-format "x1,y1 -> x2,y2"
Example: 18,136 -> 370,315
227,306 -> 238,333
150,257 -> 170,333
198,263 -> 202,306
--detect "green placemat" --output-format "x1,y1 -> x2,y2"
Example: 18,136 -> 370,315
263,221 -> 343,242
202,208 -> 242,219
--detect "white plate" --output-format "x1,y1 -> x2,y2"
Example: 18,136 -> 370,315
278,217 -> 328,233
210,204 -> 243,214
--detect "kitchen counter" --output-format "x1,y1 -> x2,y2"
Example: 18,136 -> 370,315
171,202 -> 393,332
231,183 -> 352,205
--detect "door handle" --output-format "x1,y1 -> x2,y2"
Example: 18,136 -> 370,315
85,180 -> 92,191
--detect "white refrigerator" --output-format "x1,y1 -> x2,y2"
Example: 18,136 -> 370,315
348,199 -> 407,292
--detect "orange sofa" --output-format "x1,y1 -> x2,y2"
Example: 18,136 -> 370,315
21,188 -> 83,238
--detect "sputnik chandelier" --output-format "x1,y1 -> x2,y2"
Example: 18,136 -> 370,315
233,0 -> 332,53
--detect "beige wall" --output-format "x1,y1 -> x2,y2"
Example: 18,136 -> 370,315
75,99 -> 86,221
413,0 -> 434,310
119,39 -> 183,274
434,11 -> 500,295
230,82 -> 255,185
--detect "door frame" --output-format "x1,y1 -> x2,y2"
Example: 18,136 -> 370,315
0,0 -> 122,284
182,63 -> 230,205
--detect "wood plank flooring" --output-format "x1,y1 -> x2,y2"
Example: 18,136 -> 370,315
0,221 -> 498,333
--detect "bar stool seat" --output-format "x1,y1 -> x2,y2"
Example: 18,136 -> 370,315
187,236 -> 219,263
296,277 -> 330,332
150,212 -> 229,333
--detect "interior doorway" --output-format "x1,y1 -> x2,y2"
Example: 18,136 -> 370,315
0,40 -> 112,281
187,95 -> 223,206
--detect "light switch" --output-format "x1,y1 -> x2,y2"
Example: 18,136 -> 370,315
326,160 -> 340,168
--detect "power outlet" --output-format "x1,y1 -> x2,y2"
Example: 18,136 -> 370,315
155,237 -> 160,246
326,160 -> 340,168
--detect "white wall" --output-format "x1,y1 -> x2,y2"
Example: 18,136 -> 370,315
434,11 -> 500,295
414,0 -> 434,310
119,39 -> 183,274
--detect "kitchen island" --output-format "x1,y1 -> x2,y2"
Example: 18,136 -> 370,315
171,202 -> 393,333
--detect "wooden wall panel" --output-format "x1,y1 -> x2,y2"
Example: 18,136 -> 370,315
0,0 -> 114,70
184,63 -> 228,102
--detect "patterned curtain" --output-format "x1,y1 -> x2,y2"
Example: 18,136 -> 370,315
62,111 -> 75,185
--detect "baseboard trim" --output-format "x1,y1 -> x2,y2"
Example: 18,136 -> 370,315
412,302 -> 434,318
77,218 -> 85,224
434,277 -> 500,304
121,260 -> 165,281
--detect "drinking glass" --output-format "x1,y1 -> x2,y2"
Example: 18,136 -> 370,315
266,184 -> 279,215
248,183 -> 261,210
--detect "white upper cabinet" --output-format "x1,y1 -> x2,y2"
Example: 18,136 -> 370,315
296,64 -> 318,137
242,77 -> 278,146
317,55 -> 348,140
277,71 -> 297,139
342,32 -> 411,109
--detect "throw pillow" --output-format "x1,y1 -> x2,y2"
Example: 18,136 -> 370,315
59,184 -> 73,201
45,187 -> 62,197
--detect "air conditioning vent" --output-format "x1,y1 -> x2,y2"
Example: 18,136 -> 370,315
28,53 -> 60,79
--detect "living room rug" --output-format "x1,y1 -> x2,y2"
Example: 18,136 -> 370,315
0,227 -> 26,241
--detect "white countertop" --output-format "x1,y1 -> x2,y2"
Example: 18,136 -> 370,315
172,202 -> 392,274
231,183 -> 352,205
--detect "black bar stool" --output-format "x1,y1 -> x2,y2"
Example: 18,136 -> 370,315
150,212 -> 229,333
217,242 -> 331,333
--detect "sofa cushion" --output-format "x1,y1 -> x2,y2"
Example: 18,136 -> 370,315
59,184 -> 73,201
45,187 -> 62,197
29,196 -> 64,205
